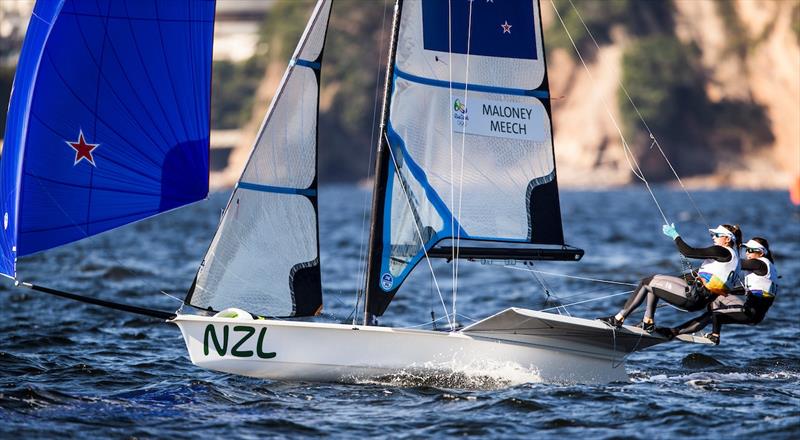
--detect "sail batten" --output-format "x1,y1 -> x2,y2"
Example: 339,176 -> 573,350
366,0 -> 575,317
394,68 -> 550,98
185,0 -> 332,318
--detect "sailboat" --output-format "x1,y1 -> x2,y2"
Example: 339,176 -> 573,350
1,0 -> 709,385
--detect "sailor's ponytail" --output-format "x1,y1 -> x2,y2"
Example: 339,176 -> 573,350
722,224 -> 742,251
752,237 -> 774,263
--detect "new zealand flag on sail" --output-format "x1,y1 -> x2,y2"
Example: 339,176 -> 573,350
421,0 -> 537,60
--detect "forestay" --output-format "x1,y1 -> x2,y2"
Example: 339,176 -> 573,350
0,0 -> 215,278
367,0 -> 567,316
185,0 -> 332,318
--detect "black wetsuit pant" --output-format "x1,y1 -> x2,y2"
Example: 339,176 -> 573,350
675,295 -> 766,335
675,310 -> 756,335
619,274 -> 712,321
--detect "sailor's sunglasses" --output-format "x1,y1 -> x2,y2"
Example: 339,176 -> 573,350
745,247 -> 763,253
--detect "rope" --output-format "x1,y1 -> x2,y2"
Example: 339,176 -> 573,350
551,0 -> 707,274
447,0 -> 457,331
451,0 -> 476,331
525,262 -> 571,316
400,312 -> 479,331
566,0 -> 711,228
501,264 -> 638,287
401,314 -> 451,329
538,289 -> 633,312
549,0 -> 671,227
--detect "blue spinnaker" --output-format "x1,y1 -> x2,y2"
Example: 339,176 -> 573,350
0,0 -> 215,278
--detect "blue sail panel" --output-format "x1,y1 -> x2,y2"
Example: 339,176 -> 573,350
421,0 -> 537,60
0,0 -> 215,278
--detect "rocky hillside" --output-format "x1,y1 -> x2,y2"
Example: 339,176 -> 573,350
544,0 -> 799,188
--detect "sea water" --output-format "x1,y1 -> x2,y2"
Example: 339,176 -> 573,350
1,186 -> 797,438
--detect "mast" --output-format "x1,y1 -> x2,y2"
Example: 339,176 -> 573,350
363,0 -> 404,326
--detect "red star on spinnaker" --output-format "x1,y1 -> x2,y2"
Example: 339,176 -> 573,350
66,130 -> 99,166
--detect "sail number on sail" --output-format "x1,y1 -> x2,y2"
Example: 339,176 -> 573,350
203,325 -> 277,359
452,97 -> 545,141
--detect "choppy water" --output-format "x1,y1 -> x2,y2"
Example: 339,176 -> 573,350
1,186 -> 798,438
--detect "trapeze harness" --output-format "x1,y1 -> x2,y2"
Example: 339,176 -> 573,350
675,256 -> 775,335
667,241 -> 741,311
714,256 -> 778,324
744,256 -> 778,322
697,245 -> 741,295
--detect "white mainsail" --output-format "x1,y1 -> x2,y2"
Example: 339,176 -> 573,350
366,0 -> 569,316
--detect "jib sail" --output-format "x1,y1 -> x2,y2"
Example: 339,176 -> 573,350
185,0 -> 332,318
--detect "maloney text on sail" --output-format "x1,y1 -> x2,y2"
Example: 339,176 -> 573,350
481,104 -> 535,120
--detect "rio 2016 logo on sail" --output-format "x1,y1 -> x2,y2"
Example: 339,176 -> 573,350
452,98 -> 469,127
203,324 -> 277,359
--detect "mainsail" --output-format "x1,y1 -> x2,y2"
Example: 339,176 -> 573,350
0,0 -> 215,278
365,0 -> 580,316
185,0 -> 332,318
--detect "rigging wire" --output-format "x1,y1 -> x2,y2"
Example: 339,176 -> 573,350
451,0 -> 477,331
549,0 -> 671,227
565,0 -> 710,229
557,0 -> 711,276
524,262 -> 571,316
354,0 -> 392,325
447,0 -> 457,331
400,312 -> 480,330
538,289 -> 634,312
384,131 -> 454,329
501,264 -> 638,287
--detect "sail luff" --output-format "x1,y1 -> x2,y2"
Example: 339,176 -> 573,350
0,1 -> 64,278
364,0 -> 405,325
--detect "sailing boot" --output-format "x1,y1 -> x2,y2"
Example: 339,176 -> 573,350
598,315 -> 623,328
705,333 -> 720,345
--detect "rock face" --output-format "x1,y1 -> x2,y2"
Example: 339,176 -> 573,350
217,0 -> 799,190
543,0 -> 799,189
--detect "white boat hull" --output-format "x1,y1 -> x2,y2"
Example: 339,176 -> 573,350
172,308 -> 674,385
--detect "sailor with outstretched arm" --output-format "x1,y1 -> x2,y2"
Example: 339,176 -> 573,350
599,224 -> 742,332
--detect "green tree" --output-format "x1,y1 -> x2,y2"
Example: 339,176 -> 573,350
620,35 -> 713,179
548,0 -> 674,60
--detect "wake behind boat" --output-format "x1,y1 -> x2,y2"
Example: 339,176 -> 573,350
1,0 -> 711,386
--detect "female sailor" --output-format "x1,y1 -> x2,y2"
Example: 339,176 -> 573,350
660,237 -> 778,344
599,224 -> 742,332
